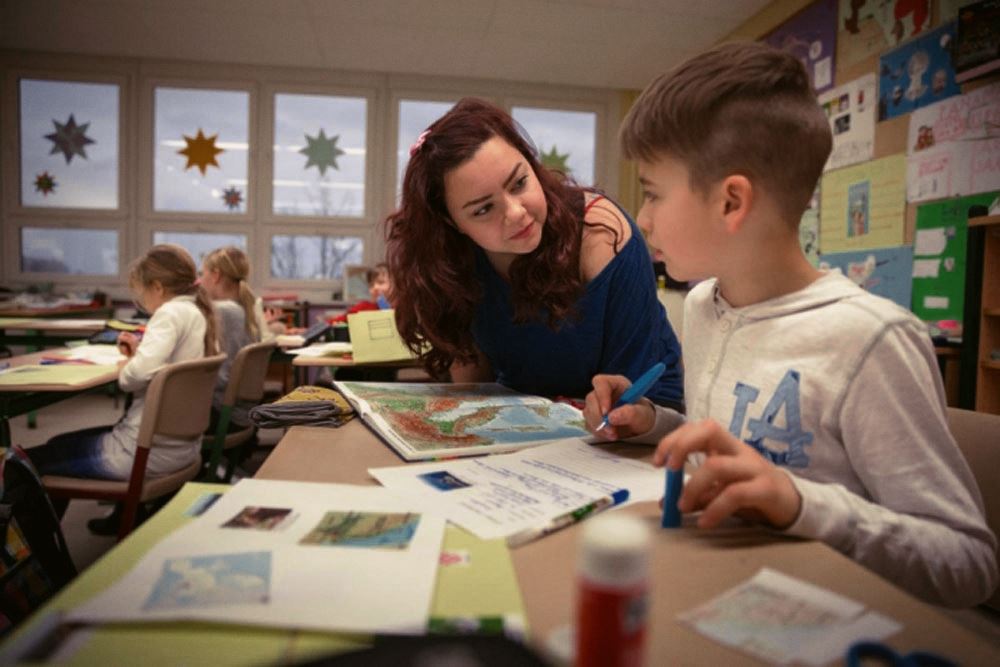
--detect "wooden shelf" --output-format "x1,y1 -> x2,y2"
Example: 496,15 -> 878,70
981,360 -> 1000,371
969,214 -> 1000,227
985,308 -> 1000,318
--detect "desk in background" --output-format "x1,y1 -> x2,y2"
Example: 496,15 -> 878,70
253,422 -> 998,665
0,349 -> 119,448
0,318 -> 107,350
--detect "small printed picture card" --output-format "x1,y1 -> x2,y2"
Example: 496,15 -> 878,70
221,506 -> 295,531
143,551 -> 271,612
299,511 -> 420,549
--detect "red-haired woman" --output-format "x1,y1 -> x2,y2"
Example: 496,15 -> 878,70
386,98 -> 683,410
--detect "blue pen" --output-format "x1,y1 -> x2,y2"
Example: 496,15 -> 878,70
596,361 -> 666,433
661,468 -> 684,528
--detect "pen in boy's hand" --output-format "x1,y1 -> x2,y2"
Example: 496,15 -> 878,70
597,362 -> 666,432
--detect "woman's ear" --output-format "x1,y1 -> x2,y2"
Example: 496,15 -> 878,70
719,174 -> 752,234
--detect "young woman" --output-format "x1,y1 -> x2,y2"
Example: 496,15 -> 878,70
386,98 -> 683,409
28,244 -> 218,480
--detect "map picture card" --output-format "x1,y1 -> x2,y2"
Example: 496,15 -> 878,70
334,381 -> 589,461
819,74 -> 877,171
820,154 -> 907,253
70,479 -> 447,635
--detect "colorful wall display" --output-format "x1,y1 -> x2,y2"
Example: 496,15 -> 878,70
763,0 -> 838,94
819,245 -> 914,309
878,21 -> 961,121
838,0 -> 930,69
819,74 -> 877,171
820,154 -> 907,253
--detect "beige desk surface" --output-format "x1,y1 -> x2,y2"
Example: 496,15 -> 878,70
0,349 -> 119,392
291,354 -> 421,368
0,304 -> 110,318
0,317 -> 107,332
256,422 -> 1000,665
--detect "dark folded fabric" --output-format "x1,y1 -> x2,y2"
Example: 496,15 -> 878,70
248,400 -> 352,429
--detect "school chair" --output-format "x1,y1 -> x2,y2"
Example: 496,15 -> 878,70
947,407 -> 1000,612
202,340 -> 277,483
40,353 -> 226,542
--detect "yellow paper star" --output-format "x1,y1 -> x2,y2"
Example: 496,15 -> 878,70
178,129 -> 224,175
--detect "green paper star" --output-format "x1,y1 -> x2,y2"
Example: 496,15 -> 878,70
300,129 -> 345,176
45,114 -> 96,164
540,145 -> 571,173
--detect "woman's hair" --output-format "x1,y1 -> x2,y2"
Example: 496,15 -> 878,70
128,244 -> 219,356
385,97 -> 592,378
203,245 -> 261,340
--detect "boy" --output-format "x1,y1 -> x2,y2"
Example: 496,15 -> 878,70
328,262 -> 392,323
585,42 -> 997,608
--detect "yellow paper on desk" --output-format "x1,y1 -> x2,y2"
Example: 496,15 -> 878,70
0,364 -> 116,386
346,309 -> 416,363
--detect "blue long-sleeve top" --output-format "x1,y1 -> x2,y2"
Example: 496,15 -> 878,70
471,213 -> 684,409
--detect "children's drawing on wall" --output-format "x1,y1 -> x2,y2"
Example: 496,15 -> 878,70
819,74 -> 876,171
819,246 -> 914,309
847,181 -> 870,237
839,0 -> 930,68
763,0 -> 838,93
799,187 -> 821,267
878,22 -> 961,120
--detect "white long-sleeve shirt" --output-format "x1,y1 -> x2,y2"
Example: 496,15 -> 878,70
103,295 -> 208,478
640,271 -> 997,608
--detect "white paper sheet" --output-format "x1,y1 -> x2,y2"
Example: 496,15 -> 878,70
70,479 -> 446,635
913,228 -> 948,256
284,341 -> 352,357
912,259 -> 941,278
369,439 -> 664,541
819,74 -> 877,171
678,568 -> 901,665
64,344 -> 126,364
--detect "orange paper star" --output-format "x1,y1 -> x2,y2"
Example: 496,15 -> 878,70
178,129 -> 224,175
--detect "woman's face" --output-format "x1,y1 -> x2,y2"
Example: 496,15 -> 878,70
443,136 -> 547,269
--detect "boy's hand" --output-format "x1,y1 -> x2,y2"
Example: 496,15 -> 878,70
653,419 -> 801,530
584,374 -> 656,440
117,332 -> 139,358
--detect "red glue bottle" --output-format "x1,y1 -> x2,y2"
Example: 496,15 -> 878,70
574,514 -> 651,667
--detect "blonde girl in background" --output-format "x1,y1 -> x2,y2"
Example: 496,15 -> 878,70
27,244 -> 217,530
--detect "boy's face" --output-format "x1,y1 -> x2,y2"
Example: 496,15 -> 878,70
369,272 -> 391,300
636,155 -> 719,281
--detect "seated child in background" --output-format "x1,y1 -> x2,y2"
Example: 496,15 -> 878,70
584,41 -> 997,608
327,262 -> 392,324
201,245 -> 264,430
27,244 -> 217,485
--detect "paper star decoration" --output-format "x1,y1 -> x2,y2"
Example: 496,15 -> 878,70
222,186 -> 243,210
45,114 -> 95,164
540,145 -> 571,173
178,129 -> 224,175
34,171 -> 57,196
299,129 -> 345,176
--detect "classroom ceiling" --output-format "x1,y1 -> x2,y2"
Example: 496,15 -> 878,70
0,0 -> 772,90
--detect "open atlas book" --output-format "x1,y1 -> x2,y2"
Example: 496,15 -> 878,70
333,381 -> 590,461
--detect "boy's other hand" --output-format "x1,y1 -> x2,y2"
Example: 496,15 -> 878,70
117,332 -> 139,358
653,419 -> 802,530
584,374 -> 656,440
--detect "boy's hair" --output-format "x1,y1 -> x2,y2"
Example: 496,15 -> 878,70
621,41 -> 832,222
203,245 -> 260,340
365,262 -> 390,287
129,244 -> 219,356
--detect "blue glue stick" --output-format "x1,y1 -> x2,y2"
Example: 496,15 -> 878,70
661,468 -> 684,528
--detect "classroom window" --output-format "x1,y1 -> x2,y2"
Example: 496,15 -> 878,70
396,99 -> 455,199
273,93 -> 367,218
19,78 -> 120,209
270,234 -> 363,280
152,231 -> 248,265
20,227 -> 118,275
153,87 -> 250,214
511,106 -> 596,186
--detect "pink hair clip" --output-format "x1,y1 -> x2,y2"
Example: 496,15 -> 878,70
409,129 -> 430,157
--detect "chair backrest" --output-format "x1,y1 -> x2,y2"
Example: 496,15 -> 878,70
137,354 -> 226,448
946,407 -> 1000,611
222,340 -> 277,406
